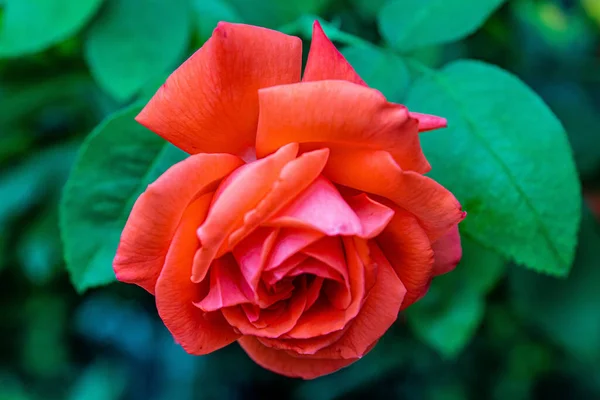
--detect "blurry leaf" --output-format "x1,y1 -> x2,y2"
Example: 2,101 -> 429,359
509,207 -> 600,363
407,237 -> 505,358
60,104 -> 187,293
84,0 -> 191,101
68,359 -> 128,400
17,207 -> 62,285
406,60 -> 581,276
0,374 -> 30,400
0,0 -> 103,57
341,45 -> 410,102
0,141 -> 79,227
227,0 -> 332,28
0,74 -> 106,129
539,83 -> 600,179
192,0 -> 242,43
378,0 -> 506,52
583,0 -> 600,27
349,0 -> 387,21
22,296 -> 68,378
513,0 -> 594,56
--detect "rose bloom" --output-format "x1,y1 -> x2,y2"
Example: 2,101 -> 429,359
113,21 -> 465,379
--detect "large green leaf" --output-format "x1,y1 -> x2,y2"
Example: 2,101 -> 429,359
60,104 -> 187,293
341,45 -> 410,102
405,60 -> 580,276
84,0 -> 191,101
407,236 -> 505,358
0,0 -> 103,57
509,207 -> 600,363
378,0 -> 506,52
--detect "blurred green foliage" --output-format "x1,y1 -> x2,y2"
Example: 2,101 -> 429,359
1,0 -> 599,399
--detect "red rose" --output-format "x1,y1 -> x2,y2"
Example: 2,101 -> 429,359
113,21 -> 465,379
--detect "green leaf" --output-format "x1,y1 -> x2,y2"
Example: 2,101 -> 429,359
407,236 -> 505,358
227,0 -> 332,29
509,207 -> 600,363
378,0 -> 506,52
405,60 -> 581,276
84,0 -> 191,101
192,0 -> 242,44
341,45 -> 410,102
0,0 -> 103,57
60,104 -> 187,293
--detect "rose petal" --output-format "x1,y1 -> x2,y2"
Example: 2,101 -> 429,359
137,22 -> 302,156
302,20 -> 365,85
232,227 -> 279,296
222,279 -> 307,338
324,148 -> 465,242
432,225 -> 462,276
262,253 -> 309,286
302,21 -> 446,133
113,153 -> 243,294
264,228 -> 324,271
267,176 -> 363,237
238,336 -> 356,379
192,143 -> 298,283
353,238 -> 378,293
284,237 -> 365,338
301,236 -> 348,281
410,112 -> 448,132
155,194 -> 239,355
288,258 -> 344,283
344,193 -> 395,238
255,80 -> 430,173
305,276 -> 324,311
256,328 -> 347,356
193,254 -> 254,312
376,208 -> 434,309
307,243 -> 405,360
227,148 -> 330,249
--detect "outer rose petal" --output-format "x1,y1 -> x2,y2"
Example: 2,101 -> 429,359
239,336 -> 356,379
136,22 -> 302,156
303,21 -> 446,132
113,153 -> 243,294
302,20 -> 365,86
324,148 -> 465,242
155,194 -> 240,355
432,225 -> 462,276
377,209 -> 434,309
256,329 -> 347,356
255,80 -> 430,173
